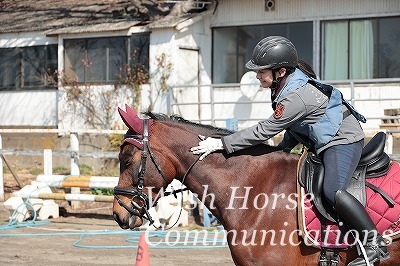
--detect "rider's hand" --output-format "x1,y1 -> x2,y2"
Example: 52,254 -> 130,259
190,135 -> 224,160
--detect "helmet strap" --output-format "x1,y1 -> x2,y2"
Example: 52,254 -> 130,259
271,70 -> 278,89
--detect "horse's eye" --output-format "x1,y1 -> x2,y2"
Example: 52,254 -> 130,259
119,153 -> 132,167
119,145 -> 136,166
124,158 -> 133,167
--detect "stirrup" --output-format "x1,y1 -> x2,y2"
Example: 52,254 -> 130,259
366,240 -> 390,260
375,245 -> 390,261
349,244 -> 390,266
318,249 -> 339,266
318,249 -> 329,266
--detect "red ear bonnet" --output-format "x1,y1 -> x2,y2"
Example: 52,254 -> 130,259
118,105 -> 154,150
118,104 -> 144,134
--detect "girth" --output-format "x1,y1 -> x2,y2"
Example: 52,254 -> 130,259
298,132 -> 394,222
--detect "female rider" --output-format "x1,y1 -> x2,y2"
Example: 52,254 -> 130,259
190,36 -> 389,266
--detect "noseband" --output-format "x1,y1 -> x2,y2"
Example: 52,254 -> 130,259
114,118 -> 170,225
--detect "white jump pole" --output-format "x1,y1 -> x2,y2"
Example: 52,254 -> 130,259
70,133 -> 80,209
43,149 -> 53,176
35,175 -> 118,189
12,191 -> 114,202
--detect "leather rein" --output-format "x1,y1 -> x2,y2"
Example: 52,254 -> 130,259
113,118 -> 194,227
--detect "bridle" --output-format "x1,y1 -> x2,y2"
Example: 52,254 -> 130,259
113,118 -> 193,226
114,119 -> 167,225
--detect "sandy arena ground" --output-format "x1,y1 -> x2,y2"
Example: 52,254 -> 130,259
0,202 -> 234,266
0,171 -> 234,266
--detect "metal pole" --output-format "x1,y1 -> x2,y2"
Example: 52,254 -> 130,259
210,85 -> 215,126
0,135 -> 4,202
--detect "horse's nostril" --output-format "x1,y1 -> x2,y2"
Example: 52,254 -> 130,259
113,212 -> 129,229
113,212 -> 122,224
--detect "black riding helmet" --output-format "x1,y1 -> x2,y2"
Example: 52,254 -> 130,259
245,36 -> 298,71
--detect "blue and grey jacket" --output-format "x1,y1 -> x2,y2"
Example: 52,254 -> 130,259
222,68 -> 365,155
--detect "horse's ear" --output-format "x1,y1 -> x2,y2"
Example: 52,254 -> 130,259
124,104 -> 138,118
118,105 -> 143,133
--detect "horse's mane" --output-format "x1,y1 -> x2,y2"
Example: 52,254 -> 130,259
143,111 -> 234,137
143,111 -> 290,157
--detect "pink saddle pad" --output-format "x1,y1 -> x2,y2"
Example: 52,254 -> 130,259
299,161 -> 400,249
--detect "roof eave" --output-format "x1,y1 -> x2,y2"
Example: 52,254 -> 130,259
44,21 -> 142,36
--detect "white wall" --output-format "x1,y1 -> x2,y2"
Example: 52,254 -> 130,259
0,90 -> 58,127
0,34 -> 59,127
339,83 -> 400,130
0,33 -> 58,47
211,0 -> 400,27
144,15 -> 213,115
56,85 -> 134,131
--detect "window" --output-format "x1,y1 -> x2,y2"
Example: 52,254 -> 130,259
64,34 -> 149,84
212,22 -> 313,83
0,45 -> 58,91
321,16 -> 400,80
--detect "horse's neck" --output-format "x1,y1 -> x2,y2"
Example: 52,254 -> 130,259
182,161 -> 231,222
157,122 -> 299,223
181,151 -> 299,227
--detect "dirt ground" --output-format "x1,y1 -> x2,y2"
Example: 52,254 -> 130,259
0,172 -> 234,266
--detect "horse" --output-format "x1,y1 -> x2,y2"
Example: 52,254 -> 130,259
112,105 -> 400,266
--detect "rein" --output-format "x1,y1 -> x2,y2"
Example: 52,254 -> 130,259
114,118 -> 198,229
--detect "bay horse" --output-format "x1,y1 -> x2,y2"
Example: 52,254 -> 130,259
113,105 -> 400,266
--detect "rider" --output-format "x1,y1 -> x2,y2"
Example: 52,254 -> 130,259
190,36 -> 389,265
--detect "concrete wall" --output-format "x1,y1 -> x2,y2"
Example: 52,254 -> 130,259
1,133 -> 119,174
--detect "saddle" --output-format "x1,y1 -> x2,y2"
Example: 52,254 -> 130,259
298,131 -> 394,223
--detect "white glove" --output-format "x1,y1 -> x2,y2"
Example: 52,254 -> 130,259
190,135 -> 224,160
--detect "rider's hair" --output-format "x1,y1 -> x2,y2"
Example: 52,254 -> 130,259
297,59 -> 317,79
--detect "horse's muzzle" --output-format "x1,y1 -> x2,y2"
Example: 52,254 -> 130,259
113,198 -> 144,229
113,211 -> 143,229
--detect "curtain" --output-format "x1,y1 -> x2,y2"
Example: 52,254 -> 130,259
322,21 -> 348,80
350,20 -> 374,79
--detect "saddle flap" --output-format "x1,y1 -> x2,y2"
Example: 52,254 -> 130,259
298,152 -> 337,222
346,166 -> 367,205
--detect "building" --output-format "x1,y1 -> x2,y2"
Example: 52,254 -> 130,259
1,0 -> 400,131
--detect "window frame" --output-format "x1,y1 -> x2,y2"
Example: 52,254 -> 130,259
63,34 -> 150,85
0,45 -> 58,91
212,22 -> 314,84
320,16 -> 400,80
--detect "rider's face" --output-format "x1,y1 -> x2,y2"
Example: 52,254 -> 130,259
256,69 -> 274,88
256,68 -> 286,88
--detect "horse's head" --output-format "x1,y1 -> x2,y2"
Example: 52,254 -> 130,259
113,105 -> 177,229
113,105 -> 236,229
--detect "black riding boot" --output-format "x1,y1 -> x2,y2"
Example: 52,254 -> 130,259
334,190 -> 389,266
